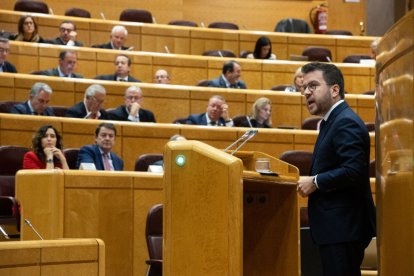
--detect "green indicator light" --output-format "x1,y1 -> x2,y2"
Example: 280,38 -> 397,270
175,155 -> 186,167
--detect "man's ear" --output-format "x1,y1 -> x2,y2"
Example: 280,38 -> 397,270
331,84 -> 340,98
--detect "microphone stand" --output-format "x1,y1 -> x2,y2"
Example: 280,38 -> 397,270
229,130 -> 258,155
0,225 -> 10,239
224,130 -> 253,152
24,219 -> 44,240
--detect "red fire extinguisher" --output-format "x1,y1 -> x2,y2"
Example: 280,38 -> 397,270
310,3 -> 328,34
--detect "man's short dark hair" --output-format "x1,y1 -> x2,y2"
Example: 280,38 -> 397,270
95,123 -> 117,137
59,50 -> 76,60
222,60 -> 239,74
301,62 -> 345,98
60,20 -> 76,30
116,54 -> 131,66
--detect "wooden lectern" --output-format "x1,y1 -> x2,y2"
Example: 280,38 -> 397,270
163,140 -> 299,275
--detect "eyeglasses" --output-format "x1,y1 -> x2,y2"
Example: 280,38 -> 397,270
60,27 -> 74,33
23,21 -> 34,26
0,48 -> 10,54
302,81 -> 332,94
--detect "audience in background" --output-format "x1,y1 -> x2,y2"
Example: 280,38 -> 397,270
370,38 -> 380,59
11,82 -> 54,116
95,54 -> 140,82
23,125 -> 69,169
246,36 -> 276,60
10,15 -> 44,43
36,50 -> 82,78
154,69 -> 171,84
91,25 -> 130,50
186,95 -> 233,126
45,21 -> 83,46
151,134 -> 187,167
108,85 -> 156,122
65,84 -> 110,119
0,37 -> 17,73
241,97 -> 272,128
76,123 -> 124,171
284,67 -> 304,93
208,60 -> 247,89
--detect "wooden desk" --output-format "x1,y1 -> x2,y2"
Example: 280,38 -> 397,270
0,9 -> 378,63
0,238 -> 105,275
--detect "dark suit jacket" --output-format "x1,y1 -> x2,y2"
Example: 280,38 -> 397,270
186,113 -> 226,126
208,75 -> 247,89
65,101 -> 111,119
91,42 -> 128,50
309,101 -> 376,247
95,74 -> 141,82
35,67 -> 83,78
10,101 -> 54,116
76,144 -> 123,171
44,37 -> 83,47
1,61 -> 17,73
108,105 -> 156,122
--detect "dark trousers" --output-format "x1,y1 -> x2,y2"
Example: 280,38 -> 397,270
319,241 -> 365,276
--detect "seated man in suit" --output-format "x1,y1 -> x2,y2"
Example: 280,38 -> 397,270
153,69 -> 171,84
208,60 -> 247,89
91,25 -> 130,50
36,50 -> 83,78
11,82 -> 54,116
44,20 -> 83,46
95,54 -> 140,82
186,95 -> 233,126
0,37 -> 17,73
76,122 -> 124,171
65,84 -> 111,119
108,85 -> 156,122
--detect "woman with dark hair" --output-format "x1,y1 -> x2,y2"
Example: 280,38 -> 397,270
241,97 -> 272,128
10,15 -> 44,43
247,36 -> 276,60
23,125 -> 69,169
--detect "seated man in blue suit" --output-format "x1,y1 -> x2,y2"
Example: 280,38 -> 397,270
91,25 -> 130,50
44,20 -> 83,47
186,95 -> 233,126
108,85 -> 156,122
35,50 -> 83,78
11,82 -> 54,116
95,54 -> 140,82
76,122 -> 124,171
208,60 -> 247,89
0,37 -> 17,73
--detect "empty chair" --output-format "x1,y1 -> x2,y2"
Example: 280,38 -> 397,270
342,54 -> 372,63
325,30 -> 353,36
274,18 -> 311,33
14,0 -> 49,14
145,204 -> 163,276
63,148 -> 80,170
0,101 -> 18,113
0,196 -> 21,234
135,154 -> 163,172
363,90 -> 375,95
232,115 -> 248,127
208,22 -> 239,30
168,20 -> 198,27
301,117 -> 323,130
271,85 -> 290,91
279,150 -> 313,176
365,122 -> 375,132
196,80 -> 210,87
369,159 -> 375,178
202,50 -> 236,57
0,146 -> 30,197
120,9 -> 153,23
65,7 -> 91,18
302,46 -> 332,62
51,106 -> 68,117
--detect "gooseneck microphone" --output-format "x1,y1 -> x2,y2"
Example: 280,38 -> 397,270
0,225 -> 10,239
230,130 -> 258,155
224,129 -> 254,152
24,219 -> 44,240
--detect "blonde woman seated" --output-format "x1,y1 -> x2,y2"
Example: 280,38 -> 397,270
284,67 -> 304,93
241,97 -> 272,128
23,125 -> 69,169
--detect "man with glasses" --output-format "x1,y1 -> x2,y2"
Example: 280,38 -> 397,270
45,21 -> 83,46
11,82 -> 54,116
297,62 -> 376,276
186,95 -> 233,126
153,69 -> 171,84
0,37 -> 17,73
108,86 -> 156,122
36,50 -> 82,78
95,54 -> 140,82
65,84 -> 110,119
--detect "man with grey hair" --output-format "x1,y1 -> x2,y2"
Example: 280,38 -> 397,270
11,82 -> 54,116
186,95 -> 233,126
91,25 -> 130,50
0,37 -> 17,73
65,84 -> 110,119
108,85 -> 156,122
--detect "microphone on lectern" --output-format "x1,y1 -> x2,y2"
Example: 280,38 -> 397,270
230,130 -> 258,155
24,219 -> 44,240
0,225 -> 10,239
224,129 -> 254,152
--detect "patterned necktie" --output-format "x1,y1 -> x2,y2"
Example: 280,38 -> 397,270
103,154 -> 111,171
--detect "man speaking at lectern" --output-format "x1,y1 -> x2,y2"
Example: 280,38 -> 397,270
296,62 -> 376,276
